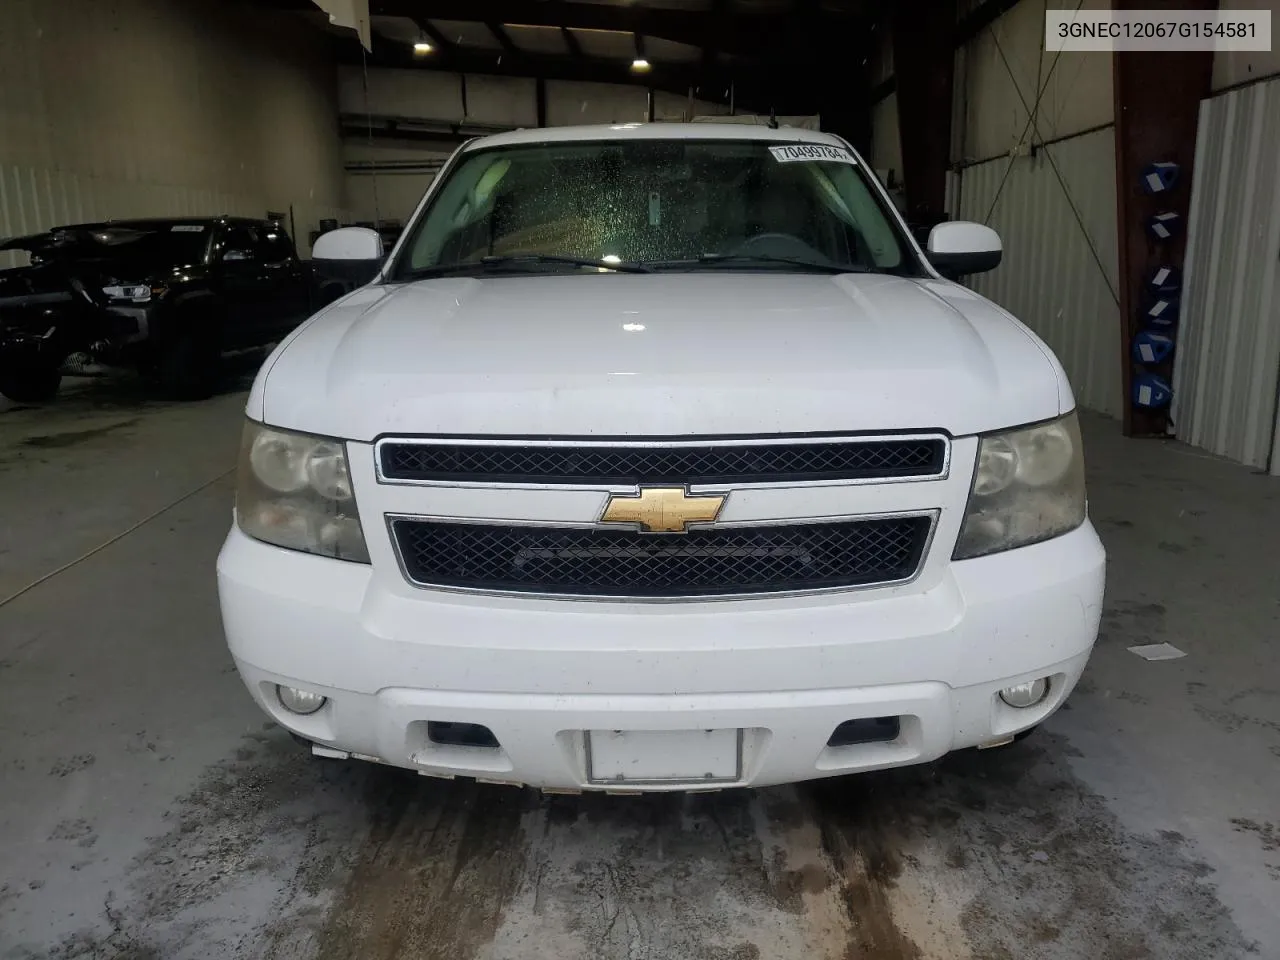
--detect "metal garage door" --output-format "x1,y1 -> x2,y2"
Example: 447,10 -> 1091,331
1173,78 -> 1280,475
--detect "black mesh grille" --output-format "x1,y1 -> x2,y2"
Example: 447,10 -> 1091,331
379,438 -> 946,485
391,516 -> 932,597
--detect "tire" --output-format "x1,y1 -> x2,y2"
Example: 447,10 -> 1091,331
156,328 -> 220,401
0,363 -> 62,403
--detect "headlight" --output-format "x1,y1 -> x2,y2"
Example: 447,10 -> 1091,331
953,412 -> 1086,560
102,284 -> 155,302
235,421 -> 370,563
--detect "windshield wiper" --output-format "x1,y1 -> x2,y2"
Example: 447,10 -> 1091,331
482,254 -> 651,273
649,254 -> 865,274
404,254 -> 651,279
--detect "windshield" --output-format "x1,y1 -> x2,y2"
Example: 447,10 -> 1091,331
35,223 -> 211,267
390,138 -> 918,279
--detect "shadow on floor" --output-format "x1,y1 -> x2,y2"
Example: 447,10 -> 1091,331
0,352 -> 266,419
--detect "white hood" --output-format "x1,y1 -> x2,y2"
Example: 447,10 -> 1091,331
252,272 -> 1070,440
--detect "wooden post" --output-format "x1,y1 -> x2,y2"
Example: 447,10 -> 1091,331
1112,0 -> 1215,436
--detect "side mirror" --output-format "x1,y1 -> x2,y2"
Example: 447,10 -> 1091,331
313,226 -> 383,262
222,249 -> 252,263
926,221 -> 1002,278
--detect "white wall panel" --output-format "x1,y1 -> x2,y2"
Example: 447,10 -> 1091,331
1173,79 -> 1280,473
338,67 -> 465,121
652,91 -> 730,122
466,75 -> 538,128
956,0 -> 1113,164
870,93 -> 902,184
339,66 -> 729,130
344,172 -> 435,228
341,141 -> 454,225
546,81 -> 650,126
956,127 -> 1122,417
0,0 -> 346,257
342,142 -> 456,165
1211,0 -> 1280,92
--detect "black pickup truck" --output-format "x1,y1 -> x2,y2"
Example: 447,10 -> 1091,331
0,217 -> 316,402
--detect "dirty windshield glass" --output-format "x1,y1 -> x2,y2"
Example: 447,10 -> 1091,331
392,139 -> 914,278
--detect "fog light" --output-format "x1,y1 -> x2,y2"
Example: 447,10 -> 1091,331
999,678 -> 1049,709
277,684 -> 327,715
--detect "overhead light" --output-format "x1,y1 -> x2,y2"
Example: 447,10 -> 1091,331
630,58 -> 651,72
601,254 -> 622,264
414,41 -> 433,54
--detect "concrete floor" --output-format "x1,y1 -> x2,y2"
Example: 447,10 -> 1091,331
1,378 -> 1277,960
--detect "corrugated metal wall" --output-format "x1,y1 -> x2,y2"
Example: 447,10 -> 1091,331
955,127 -> 1123,417
1172,79 -> 1280,473
0,165 -> 349,269
945,0 -> 1120,417
0,0 -> 347,261
956,0 -> 1114,166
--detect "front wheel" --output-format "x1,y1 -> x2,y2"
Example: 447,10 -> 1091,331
0,362 -> 62,402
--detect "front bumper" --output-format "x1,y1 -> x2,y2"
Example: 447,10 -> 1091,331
217,521 -> 1106,790
0,305 -> 147,367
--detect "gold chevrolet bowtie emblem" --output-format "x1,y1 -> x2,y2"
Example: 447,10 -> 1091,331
600,487 -> 727,533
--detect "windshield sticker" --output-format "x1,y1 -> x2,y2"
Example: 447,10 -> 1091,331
171,224 -> 205,232
769,144 -> 857,165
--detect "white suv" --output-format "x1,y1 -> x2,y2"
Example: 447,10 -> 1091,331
216,123 -> 1105,791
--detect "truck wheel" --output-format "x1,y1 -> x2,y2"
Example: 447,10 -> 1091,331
0,364 -> 62,402
156,329 -> 220,401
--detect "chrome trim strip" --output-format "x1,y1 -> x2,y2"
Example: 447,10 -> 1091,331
372,432 -> 953,489
384,509 -> 940,604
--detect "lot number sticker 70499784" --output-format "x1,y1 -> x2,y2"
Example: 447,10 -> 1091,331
768,144 -> 857,165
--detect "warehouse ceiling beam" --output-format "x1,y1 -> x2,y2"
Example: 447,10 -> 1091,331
485,21 -> 521,59
363,0 -> 864,57
262,0 -> 877,67
560,26 -> 583,60
954,0 -> 1022,46
339,31 -> 800,110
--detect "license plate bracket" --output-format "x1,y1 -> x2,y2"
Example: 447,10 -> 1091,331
584,728 -> 743,785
